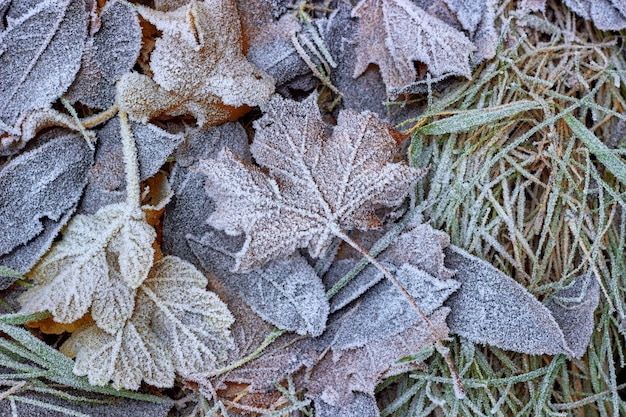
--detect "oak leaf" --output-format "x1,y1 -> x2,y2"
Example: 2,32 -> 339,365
199,93 -> 425,271
352,0 -> 474,96
117,0 -> 274,126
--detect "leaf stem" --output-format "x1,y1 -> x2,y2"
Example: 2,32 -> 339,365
333,228 -> 466,399
60,97 -> 94,151
118,110 -> 141,207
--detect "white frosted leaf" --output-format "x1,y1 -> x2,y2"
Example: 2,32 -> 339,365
0,0 -> 86,127
351,0 -> 474,95
19,203 -> 155,332
141,256 -> 235,376
119,0 -> 274,126
443,246 -> 573,356
199,93 -> 425,271
329,263 -> 459,350
545,273 -> 599,359
189,232 -> 329,336
65,319 -> 175,390
563,0 -> 626,30
0,132 -> 92,258
324,261 -> 385,313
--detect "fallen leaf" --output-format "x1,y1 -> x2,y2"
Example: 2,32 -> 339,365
563,0 -> 626,30
199,93 -> 425,271
117,0 -> 274,126
351,0 -> 474,96
0,131 -> 92,273
0,0 -> 86,128
443,245 -> 574,356
19,202 -> 155,334
63,256 -> 234,390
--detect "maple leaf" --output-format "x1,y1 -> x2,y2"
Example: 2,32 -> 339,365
351,0 -> 475,96
199,93 -> 426,271
117,0 -> 274,126
62,256 -> 234,390
19,203 -> 155,334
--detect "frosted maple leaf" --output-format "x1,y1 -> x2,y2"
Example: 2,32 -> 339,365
199,93 -> 426,271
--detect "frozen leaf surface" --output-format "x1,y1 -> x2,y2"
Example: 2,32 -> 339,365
118,0 -> 274,126
306,307 -> 449,408
0,0 -> 86,127
19,203 -> 155,333
314,392 -> 379,417
545,272 -> 600,359
327,263 -> 458,350
189,232 -> 329,336
64,256 -> 234,390
200,93 -> 425,271
563,0 -> 626,30
0,131 -> 92,260
443,246 -> 573,356
351,0 -> 474,95
66,0 -> 142,109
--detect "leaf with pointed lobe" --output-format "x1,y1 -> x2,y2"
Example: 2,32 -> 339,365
19,203 -> 155,333
200,93 -> 425,271
351,0 -> 474,96
0,0 -> 86,127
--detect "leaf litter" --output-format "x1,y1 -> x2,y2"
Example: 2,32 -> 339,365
0,0 -> 621,416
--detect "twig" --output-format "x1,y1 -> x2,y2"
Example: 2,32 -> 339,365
118,110 -> 141,207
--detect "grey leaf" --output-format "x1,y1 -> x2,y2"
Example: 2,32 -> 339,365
443,245 -> 573,356
0,131 -> 92,258
0,0 -> 86,127
329,263 -> 459,350
324,260 -> 385,313
79,118 -> 182,214
563,0 -> 626,30
545,272 -> 599,359
314,392 -> 380,417
162,122 -> 250,261
189,232 -> 329,337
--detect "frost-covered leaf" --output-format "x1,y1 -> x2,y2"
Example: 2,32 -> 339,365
351,0 -> 474,96
563,0 -> 626,30
0,0 -> 86,127
64,256 -> 234,390
314,392 -> 380,417
80,117 -> 183,214
118,0 -> 274,126
0,131 -> 92,270
443,245 -> 573,356
545,272 -> 599,359
162,123 -> 250,262
189,232 -> 329,336
140,256 -> 235,376
66,0 -> 142,109
326,262 -> 458,350
306,307 -> 449,409
19,203 -> 155,333
200,93 -> 425,271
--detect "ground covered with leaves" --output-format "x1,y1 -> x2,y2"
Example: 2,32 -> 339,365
0,0 -> 625,416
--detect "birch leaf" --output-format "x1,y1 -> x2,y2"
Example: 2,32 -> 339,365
351,0 -> 474,95
64,256 -> 234,389
19,203 -> 155,333
200,93 -> 425,271
118,0 -> 274,126
0,131 -> 92,267
0,0 -> 86,127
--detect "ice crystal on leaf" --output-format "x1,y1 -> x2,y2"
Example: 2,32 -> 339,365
19,203 -> 155,334
117,0 -> 274,126
62,256 -> 234,390
351,0 -> 474,96
199,93 -> 426,271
